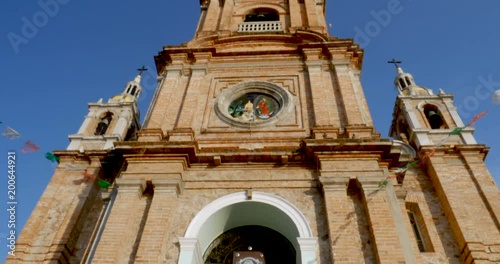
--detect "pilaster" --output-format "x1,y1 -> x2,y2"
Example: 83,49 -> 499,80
175,52 -> 211,133
111,108 -> 133,139
288,0 -> 303,30
348,67 -> 373,126
149,53 -> 188,130
92,178 -> 147,263
76,109 -> 97,134
320,176 -> 367,263
178,238 -> 203,264
297,237 -> 318,264
303,48 -> 336,127
135,179 -> 183,263
331,60 -> 365,127
357,177 -> 414,263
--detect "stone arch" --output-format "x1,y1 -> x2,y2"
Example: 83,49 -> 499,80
417,102 -> 447,129
234,3 -> 287,18
233,3 -> 288,32
178,191 -> 317,264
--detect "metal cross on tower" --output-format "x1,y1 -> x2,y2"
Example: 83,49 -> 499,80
137,66 -> 148,76
387,59 -> 402,68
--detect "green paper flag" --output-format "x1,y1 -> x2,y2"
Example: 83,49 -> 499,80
45,152 -> 60,163
98,180 -> 111,189
449,127 -> 464,135
378,180 -> 388,188
404,160 -> 419,169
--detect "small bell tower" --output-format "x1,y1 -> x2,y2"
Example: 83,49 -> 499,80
67,69 -> 144,151
388,61 -> 476,150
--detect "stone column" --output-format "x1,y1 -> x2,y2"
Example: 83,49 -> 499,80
135,178 -> 183,263
357,177 -> 416,264
92,178 -> 147,263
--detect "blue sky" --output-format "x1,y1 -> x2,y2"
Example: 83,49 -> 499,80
1,0 -> 500,260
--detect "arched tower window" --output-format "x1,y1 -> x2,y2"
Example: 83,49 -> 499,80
423,105 -> 444,129
131,85 -> 137,96
95,112 -> 113,135
399,78 -> 407,89
244,8 -> 279,22
395,72 -> 416,92
405,76 -> 412,86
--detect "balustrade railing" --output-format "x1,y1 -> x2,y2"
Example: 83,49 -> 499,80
238,21 -> 283,32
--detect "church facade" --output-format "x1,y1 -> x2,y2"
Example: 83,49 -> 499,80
8,1 -> 500,263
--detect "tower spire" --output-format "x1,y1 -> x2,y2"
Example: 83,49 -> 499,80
110,67 -> 145,103
389,59 -> 421,93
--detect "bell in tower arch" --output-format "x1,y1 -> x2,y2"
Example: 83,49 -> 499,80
425,109 -> 443,129
94,112 -> 113,135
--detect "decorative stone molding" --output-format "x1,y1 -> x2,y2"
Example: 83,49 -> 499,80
115,178 -> 146,197
152,178 -> 184,195
319,177 -> 350,192
136,128 -> 164,142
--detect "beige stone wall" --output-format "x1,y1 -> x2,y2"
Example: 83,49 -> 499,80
6,159 -> 102,263
402,169 -> 462,263
426,151 -> 500,263
147,46 -> 372,142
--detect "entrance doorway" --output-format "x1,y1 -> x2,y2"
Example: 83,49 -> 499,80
178,191 -> 317,264
204,225 -> 296,264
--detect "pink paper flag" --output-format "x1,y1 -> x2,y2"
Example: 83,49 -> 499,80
21,140 -> 40,154
467,110 -> 489,127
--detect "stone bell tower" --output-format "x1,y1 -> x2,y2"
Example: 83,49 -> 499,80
8,1 -> 500,264
67,73 -> 142,151
388,63 -> 500,263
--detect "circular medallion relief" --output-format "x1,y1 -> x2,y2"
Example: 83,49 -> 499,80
229,93 -> 279,121
215,81 -> 293,128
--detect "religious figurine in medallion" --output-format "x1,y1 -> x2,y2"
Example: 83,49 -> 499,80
243,100 -> 255,120
257,98 -> 270,119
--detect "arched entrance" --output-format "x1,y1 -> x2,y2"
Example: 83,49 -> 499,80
178,191 -> 317,264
